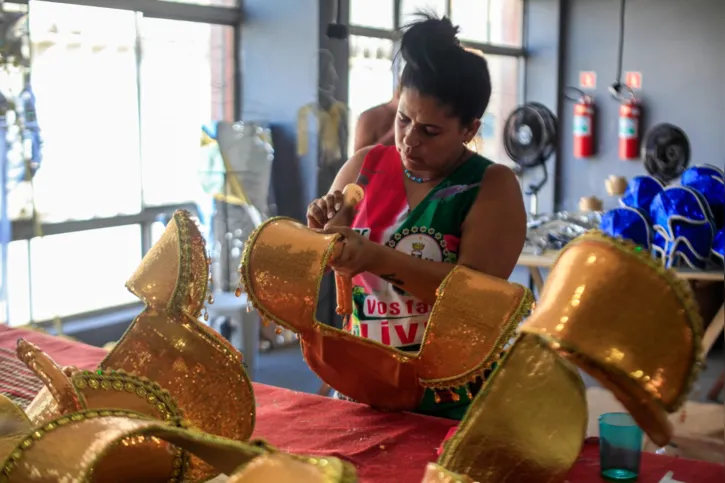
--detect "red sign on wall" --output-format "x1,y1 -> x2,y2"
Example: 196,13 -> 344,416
625,72 -> 642,90
579,71 -> 597,90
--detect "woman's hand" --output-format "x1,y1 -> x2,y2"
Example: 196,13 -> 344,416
307,191 -> 345,229
322,226 -> 377,278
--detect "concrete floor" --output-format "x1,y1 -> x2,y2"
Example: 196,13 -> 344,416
255,341 -> 725,404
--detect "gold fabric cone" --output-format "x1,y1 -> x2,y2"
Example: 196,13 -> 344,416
438,335 -> 587,483
519,230 -> 703,447
0,410 -> 355,483
242,217 -> 533,411
16,210 -> 255,482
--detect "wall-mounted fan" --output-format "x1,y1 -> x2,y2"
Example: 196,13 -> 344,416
642,123 -> 690,183
503,102 -> 557,215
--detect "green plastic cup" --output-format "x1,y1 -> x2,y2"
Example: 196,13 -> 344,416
599,412 -> 643,481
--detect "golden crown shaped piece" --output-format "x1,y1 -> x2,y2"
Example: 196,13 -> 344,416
0,400 -> 357,483
436,231 -> 703,482
518,230 -> 703,447
1,210 -> 255,482
240,217 -> 534,410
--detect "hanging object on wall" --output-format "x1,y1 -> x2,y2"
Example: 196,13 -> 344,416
618,95 -> 641,160
565,87 -> 596,159
642,123 -> 691,183
326,0 -> 348,39
578,196 -> 603,213
503,102 -> 557,216
605,175 -> 628,197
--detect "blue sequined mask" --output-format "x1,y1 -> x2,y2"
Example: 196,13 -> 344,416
620,176 -> 665,221
650,186 -> 715,269
680,164 -> 725,230
713,228 -> 724,264
600,207 -> 651,250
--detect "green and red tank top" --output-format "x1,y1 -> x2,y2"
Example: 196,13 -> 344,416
348,144 -> 493,419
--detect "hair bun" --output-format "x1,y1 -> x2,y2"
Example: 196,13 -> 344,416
400,13 -> 461,72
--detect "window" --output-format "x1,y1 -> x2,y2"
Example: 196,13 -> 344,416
347,0 -> 524,164
2,0 -> 238,325
350,0 -> 394,30
347,36 -> 395,155
401,0 -> 447,25
13,2 -> 142,222
473,55 -> 521,166
28,225 -> 142,321
451,0 -> 524,47
165,0 -> 238,5
4,241 -> 31,327
139,18 -> 235,207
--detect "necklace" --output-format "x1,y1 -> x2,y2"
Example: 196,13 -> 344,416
403,168 -> 433,183
403,149 -> 469,184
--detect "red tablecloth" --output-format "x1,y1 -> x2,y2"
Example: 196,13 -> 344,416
1,325 -> 723,482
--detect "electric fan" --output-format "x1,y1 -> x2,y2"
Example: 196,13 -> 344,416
642,123 -> 690,183
503,102 -> 557,215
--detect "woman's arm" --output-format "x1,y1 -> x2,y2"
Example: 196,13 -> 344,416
362,164 -> 527,304
307,146 -> 372,229
328,146 -> 371,194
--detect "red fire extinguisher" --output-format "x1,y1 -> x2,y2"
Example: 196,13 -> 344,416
573,96 -> 595,158
618,98 -> 641,160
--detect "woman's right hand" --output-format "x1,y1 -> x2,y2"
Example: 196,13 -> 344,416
306,190 -> 346,229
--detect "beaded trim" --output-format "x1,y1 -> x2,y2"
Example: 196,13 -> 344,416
241,218 -> 534,404
247,440 -> 356,483
72,370 -> 188,483
100,210 -> 256,440
554,229 -> 704,412
0,409 -> 188,483
421,272 -> 534,391
168,210 -> 209,317
72,369 -> 183,423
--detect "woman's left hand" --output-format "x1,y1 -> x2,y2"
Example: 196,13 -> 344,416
321,226 -> 377,278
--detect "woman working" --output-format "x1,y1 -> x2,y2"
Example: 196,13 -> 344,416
307,14 -> 526,420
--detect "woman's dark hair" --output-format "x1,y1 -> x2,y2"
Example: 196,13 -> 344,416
398,12 -> 491,125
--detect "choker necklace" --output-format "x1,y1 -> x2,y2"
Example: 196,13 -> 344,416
403,149 -> 469,184
404,169 -> 433,183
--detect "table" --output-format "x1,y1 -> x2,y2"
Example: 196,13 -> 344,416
517,251 -> 725,359
1,325 -> 723,483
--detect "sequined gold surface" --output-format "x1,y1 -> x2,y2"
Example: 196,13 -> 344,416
519,231 -> 703,447
439,335 -> 587,483
242,217 -> 532,411
0,410 -> 356,483
102,211 -> 255,481
228,453 -> 352,483
10,211 -> 256,482
0,395 -> 31,459
16,340 -> 82,418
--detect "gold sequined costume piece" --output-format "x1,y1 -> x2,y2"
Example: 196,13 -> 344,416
0,405 -> 355,483
7,210 -> 255,482
240,217 -> 534,411
436,231 -> 703,482
518,230 -> 703,447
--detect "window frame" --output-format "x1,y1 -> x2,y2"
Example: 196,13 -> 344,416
4,0 -> 241,327
347,0 -> 527,164
349,0 -> 527,57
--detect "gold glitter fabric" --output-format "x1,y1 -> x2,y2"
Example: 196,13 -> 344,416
438,335 -> 587,483
518,230 -> 703,447
6,210 -> 256,482
436,231 -> 704,482
0,407 -> 356,483
242,217 -> 533,411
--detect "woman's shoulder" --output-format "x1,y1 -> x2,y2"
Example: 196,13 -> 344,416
334,145 -> 397,189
